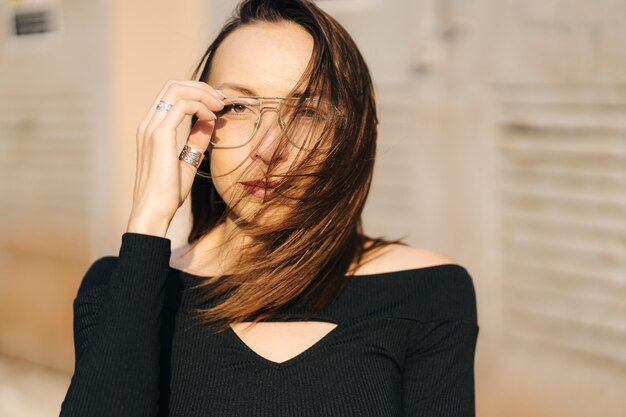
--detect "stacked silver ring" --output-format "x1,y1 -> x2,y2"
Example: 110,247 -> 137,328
156,99 -> 173,112
179,144 -> 204,168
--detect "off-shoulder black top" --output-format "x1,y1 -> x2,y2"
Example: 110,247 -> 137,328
59,232 -> 479,417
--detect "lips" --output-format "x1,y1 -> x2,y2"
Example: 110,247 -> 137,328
240,179 -> 281,199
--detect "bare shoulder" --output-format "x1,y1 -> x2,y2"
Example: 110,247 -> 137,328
350,243 -> 459,276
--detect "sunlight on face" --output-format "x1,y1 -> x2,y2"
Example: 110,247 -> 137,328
205,21 -> 316,219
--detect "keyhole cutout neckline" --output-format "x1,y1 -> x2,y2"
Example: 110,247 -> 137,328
227,320 -> 340,366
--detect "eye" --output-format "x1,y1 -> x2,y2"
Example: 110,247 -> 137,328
298,107 -> 318,118
217,99 -> 259,118
224,103 -> 248,114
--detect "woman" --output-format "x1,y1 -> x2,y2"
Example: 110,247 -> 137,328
60,0 -> 479,416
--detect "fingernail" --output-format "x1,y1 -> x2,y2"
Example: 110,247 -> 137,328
216,89 -> 226,98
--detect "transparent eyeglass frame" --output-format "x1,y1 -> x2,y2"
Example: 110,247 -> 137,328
210,95 -> 341,151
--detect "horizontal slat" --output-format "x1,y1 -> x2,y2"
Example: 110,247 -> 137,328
499,161 -> 626,179
500,134 -> 626,153
501,165 -> 626,185
505,316 -> 626,369
499,187 -> 626,208
500,180 -> 626,203
492,82 -> 626,101
502,236 -> 626,272
498,146 -> 626,169
506,277 -> 626,312
504,281 -> 626,324
505,306 -> 626,348
501,206 -> 625,231
502,214 -> 625,245
503,258 -> 626,295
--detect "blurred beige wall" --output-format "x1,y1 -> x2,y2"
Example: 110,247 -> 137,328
1,0 -> 625,417
0,0 -> 210,373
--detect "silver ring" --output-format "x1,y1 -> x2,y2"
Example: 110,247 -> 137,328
178,144 -> 204,168
156,99 -> 173,113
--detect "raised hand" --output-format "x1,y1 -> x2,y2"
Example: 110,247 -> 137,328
126,80 -> 225,237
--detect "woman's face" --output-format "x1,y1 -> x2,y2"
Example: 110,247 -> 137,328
205,21 -> 316,219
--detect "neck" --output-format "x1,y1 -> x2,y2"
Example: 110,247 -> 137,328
191,214 -> 252,276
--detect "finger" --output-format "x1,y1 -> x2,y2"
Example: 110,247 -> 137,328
155,80 -> 225,108
178,119 -> 216,189
187,118 -> 215,155
178,80 -> 226,101
142,84 -> 224,140
145,80 -> 226,122
162,83 -> 225,112
144,85 -> 219,128
146,99 -> 216,139
162,83 -> 224,110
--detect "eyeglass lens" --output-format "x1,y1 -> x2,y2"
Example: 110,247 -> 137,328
211,97 -> 334,150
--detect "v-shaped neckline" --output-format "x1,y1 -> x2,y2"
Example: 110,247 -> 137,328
225,320 -> 342,368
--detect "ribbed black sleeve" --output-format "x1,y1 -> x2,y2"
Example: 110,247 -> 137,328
59,232 -> 171,417
402,260 -> 479,416
403,320 -> 479,416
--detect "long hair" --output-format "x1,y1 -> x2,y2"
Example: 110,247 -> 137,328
183,0 -> 403,332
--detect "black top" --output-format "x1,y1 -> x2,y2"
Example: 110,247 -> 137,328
59,232 -> 479,417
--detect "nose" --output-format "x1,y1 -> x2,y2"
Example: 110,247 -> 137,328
251,107 -> 288,165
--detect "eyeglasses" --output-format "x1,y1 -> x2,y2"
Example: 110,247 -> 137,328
210,95 -> 340,150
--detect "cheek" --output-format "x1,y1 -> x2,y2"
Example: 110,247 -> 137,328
209,148 -> 250,195
210,147 -> 249,172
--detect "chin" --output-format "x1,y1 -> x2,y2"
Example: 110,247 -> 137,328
228,197 -> 295,227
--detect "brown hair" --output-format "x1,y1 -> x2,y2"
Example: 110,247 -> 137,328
184,0 -> 403,332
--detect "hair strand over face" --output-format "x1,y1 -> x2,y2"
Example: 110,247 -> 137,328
184,0 -> 403,332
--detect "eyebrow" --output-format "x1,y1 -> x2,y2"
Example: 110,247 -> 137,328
217,82 -> 257,96
217,82 -> 306,98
